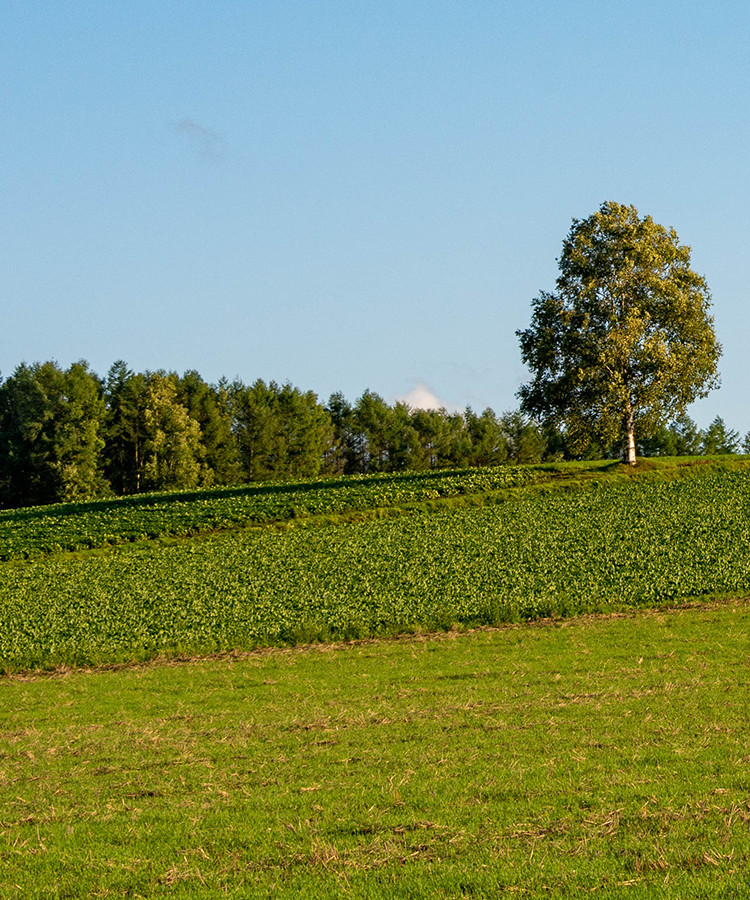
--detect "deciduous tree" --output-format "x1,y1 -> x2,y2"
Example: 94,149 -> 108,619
518,202 -> 721,464
142,373 -> 205,491
0,360 -> 107,506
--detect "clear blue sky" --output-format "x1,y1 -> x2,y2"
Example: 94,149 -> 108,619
2,1 -> 749,431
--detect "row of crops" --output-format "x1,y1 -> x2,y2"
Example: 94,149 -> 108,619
2,470 -> 750,672
0,465 -> 540,561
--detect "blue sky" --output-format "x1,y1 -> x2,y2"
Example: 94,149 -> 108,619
2,1 -> 749,431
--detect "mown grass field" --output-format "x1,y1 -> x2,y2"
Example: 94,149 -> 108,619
1,601 -> 749,898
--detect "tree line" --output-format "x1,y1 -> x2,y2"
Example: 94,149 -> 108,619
0,359 -> 744,508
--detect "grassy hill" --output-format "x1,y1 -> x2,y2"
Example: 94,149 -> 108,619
3,457 -> 750,896
2,457 -> 750,673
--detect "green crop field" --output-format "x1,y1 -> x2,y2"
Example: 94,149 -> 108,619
2,457 -> 737,563
1,461 -> 750,673
0,464 -> 538,561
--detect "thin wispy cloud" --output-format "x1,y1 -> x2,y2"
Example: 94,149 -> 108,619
173,118 -> 223,161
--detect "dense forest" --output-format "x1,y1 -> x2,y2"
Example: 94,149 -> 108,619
0,359 -> 744,508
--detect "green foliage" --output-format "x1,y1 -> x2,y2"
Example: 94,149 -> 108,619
464,407 -> 508,467
0,360 -> 108,505
498,409 -> 546,463
102,361 -> 149,494
518,201 -> 721,462
178,370 -> 242,485
639,413 -> 704,457
141,373 -> 205,491
352,389 -> 395,472
231,379 -> 333,481
700,415 -> 740,455
0,352 -> 740,511
324,394 -> 544,474
324,391 -> 362,473
105,367 -> 221,494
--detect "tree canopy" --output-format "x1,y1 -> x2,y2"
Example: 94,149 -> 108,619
517,202 -> 721,463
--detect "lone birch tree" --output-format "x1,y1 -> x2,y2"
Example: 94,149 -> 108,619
517,202 -> 721,464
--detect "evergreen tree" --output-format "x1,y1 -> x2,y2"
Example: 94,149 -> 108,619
231,380 -> 332,480
325,392 -> 362,474
501,411 -> 547,464
354,390 -> 393,473
409,407 -> 444,470
465,407 -> 509,467
700,416 -> 739,455
383,402 -> 421,471
103,362 -> 150,494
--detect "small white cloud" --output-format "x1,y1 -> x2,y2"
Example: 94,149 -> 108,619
395,381 -> 460,413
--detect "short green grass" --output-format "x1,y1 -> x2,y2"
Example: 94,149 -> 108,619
2,599 -> 749,898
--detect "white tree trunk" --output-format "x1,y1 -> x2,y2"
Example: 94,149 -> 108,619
623,407 -> 636,465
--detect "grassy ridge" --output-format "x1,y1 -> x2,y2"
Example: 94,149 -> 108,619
1,601 -> 749,898
3,468 -> 750,672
